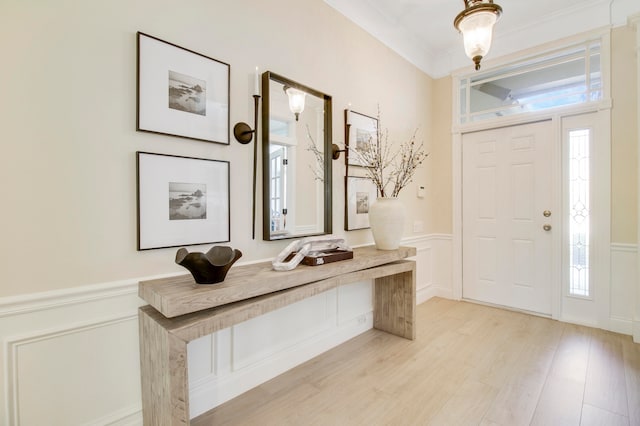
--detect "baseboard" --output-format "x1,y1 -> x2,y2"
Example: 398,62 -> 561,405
560,314 -> 600,329
417,286 -> 438,304
82,404 -> 142,426
608,316 -> 633,335
417,286 -> 454,305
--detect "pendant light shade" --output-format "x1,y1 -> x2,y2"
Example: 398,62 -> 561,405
284,87 -> 306,121
454,0 -> 502,70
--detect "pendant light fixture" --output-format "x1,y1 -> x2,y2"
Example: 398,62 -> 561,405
283,86 -> 306,121
454,0 -> 502,71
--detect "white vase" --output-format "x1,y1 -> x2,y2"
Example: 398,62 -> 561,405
368,197 -> 405,250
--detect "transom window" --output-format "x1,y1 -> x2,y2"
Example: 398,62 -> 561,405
458,41 -> 602,123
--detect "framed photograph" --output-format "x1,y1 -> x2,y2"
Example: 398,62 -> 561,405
137,152 -> 230,250
345,176 -> 378,230
346,109 -> 378,167
137,32 -> 230,144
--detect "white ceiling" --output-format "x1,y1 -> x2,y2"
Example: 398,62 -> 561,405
325,0 -> 640,78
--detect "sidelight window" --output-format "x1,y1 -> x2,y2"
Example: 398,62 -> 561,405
568,129 -> 591,297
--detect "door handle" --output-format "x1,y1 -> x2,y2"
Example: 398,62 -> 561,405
543,224 -> 552,231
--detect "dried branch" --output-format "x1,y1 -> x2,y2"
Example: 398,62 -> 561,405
305,124 -> 324,182
347,108 -> 427,198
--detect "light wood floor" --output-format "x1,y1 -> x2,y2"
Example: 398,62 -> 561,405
193,298 -> 640,426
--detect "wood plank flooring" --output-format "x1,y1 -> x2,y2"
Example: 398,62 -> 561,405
193,298 -> 640,426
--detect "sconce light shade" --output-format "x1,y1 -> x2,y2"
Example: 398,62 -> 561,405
454,0 -> 502,71
285,87 -> 306,121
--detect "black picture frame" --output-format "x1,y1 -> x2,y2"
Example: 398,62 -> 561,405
136,32 -> 230,144
136,151 -> 230,250
345,109 -> 378,167
345,176 -> 377,230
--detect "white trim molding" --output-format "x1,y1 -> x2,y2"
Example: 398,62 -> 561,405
0,281 -> 145,426
0,280 -> 138,318
5,314 -> 140,425
610,243 -> 638,335
404,234 -> 453,304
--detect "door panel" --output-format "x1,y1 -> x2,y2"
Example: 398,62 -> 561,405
462,121 -> 554,315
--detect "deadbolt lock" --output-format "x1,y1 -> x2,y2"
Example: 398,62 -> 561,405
543,210 -> 551,217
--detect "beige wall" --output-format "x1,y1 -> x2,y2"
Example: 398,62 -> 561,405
611,24 -> 639,243
429,76 -> 454,234
0,0 -> 434,298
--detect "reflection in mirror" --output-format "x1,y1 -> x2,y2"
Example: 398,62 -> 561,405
262,71 -> 332,240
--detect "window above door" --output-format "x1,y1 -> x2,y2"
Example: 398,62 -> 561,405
457,39 -> 604,124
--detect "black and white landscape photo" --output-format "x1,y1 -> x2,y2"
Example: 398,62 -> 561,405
168,70 -> 206,116
169,182 -> 207,220
355,128 -> 373,152
356,192 -> 370,214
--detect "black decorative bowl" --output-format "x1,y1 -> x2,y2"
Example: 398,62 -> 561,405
175,246 -> 242,284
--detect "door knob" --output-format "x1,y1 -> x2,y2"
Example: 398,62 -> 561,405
543,224 -> 552,231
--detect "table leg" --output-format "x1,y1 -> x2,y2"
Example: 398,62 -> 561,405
373,264 -> 416,340
139,308 -> 190,425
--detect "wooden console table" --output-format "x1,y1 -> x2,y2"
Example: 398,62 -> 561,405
138,245 -> 416,425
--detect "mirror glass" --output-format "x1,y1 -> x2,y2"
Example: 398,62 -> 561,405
262,71 -> 332,240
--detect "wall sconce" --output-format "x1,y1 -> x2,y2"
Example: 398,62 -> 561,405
233,67 -> 261,239
331,144 -> 345,160
234,68 -> 261,144
331,108 -> 350,161
284,86 -> 306,121
454,0 -> 502,71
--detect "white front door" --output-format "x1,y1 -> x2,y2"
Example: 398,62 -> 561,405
462,120 -> 556,315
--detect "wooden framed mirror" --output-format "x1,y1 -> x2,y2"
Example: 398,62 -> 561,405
261,71 -> 332,240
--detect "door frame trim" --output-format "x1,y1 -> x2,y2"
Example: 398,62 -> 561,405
452,28 -> 613,326
452,104 -> 611,322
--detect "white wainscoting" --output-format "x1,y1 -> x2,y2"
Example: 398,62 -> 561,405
404,234 -> 453,304
0,235 -> 450,425
0,280 -> 145,426
609,243 -> 638,335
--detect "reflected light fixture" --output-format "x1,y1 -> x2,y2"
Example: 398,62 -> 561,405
284,86 -> 306,121
454,0 -> 502,71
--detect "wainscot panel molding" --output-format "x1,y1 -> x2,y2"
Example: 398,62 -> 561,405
0,235 -> 449,425
403,234 -> 453,304
610,243 -> 638,335
0,279 -> 139,318
0,279 -> 146,426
